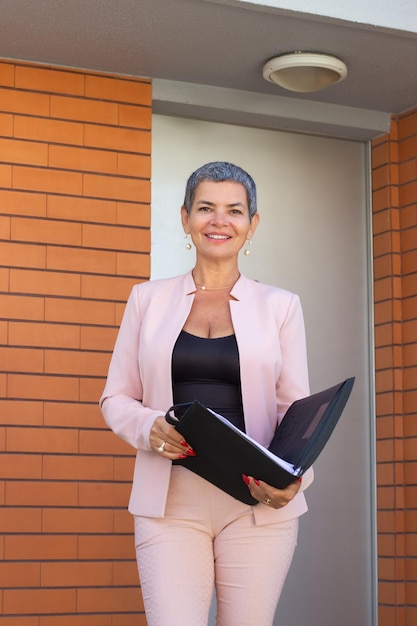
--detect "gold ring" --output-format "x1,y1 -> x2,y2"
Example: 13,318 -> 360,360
263,498 -> 271,505
157,441 -> 166,453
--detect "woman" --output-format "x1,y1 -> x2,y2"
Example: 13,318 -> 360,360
100,161 -> 313,626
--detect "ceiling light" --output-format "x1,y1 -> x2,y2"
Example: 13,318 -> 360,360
262,52 -> 347,93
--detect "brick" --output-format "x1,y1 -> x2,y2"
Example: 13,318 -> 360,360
0,506 -> 42,532
9,321 -> 80,349
399,158 -> 417,184
13,165 -> 83,195
45,297 -> 115,325
0,318 -> 8,342
78,534 -> 135,560
44,349 -> 109,377
117,152 -> 151,178
0,400 -> 43,425
15,65 -> 85,96
0,618 -> 39,626
0,453 -> 42,479
46,245 -> 116,275
11,216 -> 82,246
0,561 -> 40,587
400,135 -> 417,161
114,456 -> 135,481
7,373 -> 78,402
80,376 -> 106,403
79,481 -> 131,508
114,508 -> 134,533
85,75 -> 151,106
5,533 -> 77,560
0,62 -> 14,87
116,251 -> 150,278
83,173 -> 151,203
43,507 -> 114,533
82,223 -> 150,252
79,318 -> 119,349
112,559 -> 138,586
0,242 -> 46,268
116,201 -> 151,227
0,112 -> 13,137
0,189 -> 47,217
0,294 -> 45,321
77,586 -> 143,613
6,480 -> 78,506
398,110 -> 417,140
0,346 -> 44,373
49,144 -> 117,174
10,268 -> 81,297
47,195 -> 117,224
42,454 -> 113,481
0,87 -> 49,116
0,214 -> 11,238
119,103 -> 152,130
51,94 -> 119,125
41,560 -> 112,587
84,123 -> 151,153
6,425 -> 79,453
41,616 -> 112,626
44,401 -> 103,429
79,429 -> 134,457
0,137 -> 48,166
0,163 -> 12,186
112,615 -> 147,626
14,115 -> 84,146
4,588 -> 76,615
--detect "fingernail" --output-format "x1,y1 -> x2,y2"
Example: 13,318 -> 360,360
186,449 -> 196,456
178,454 -> 188,459
297,477 -> 302,482
242,474 -> 250,485
254,479 -> 261,486
180,440 -> 188,447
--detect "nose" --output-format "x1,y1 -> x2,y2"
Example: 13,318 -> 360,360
210,209 -> 229,225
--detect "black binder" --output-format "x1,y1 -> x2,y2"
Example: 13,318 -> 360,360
165,377 -> 355,505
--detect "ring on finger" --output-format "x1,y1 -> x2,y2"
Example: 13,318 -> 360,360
157,441 -> 166,453
263,497 -> 271,505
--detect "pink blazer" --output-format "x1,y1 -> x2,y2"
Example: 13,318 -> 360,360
100,271 -> 314,524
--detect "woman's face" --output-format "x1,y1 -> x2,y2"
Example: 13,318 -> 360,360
181,180 -> 259,262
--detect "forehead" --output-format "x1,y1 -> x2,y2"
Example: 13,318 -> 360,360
193,180 -> 248,205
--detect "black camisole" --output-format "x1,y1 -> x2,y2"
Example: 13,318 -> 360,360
171,330 -> 245,432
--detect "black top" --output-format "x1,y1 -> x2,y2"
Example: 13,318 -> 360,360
172,330 -> 245,432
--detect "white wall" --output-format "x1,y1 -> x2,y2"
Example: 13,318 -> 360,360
151,114 -> 375,626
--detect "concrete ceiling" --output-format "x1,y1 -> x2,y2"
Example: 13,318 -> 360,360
1,0 -> 417,138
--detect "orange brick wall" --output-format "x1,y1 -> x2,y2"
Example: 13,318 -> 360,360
372,109 -> 417,626
0,61 -> 151,624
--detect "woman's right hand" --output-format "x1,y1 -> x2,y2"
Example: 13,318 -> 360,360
149,415 -> 196,460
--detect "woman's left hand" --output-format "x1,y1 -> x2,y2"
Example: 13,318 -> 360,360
242,474 -> 302,509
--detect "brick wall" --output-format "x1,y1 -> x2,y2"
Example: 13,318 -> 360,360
0,61 -> 151,624
372,108 -> 417,626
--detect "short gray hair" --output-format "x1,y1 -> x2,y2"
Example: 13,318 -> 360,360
183,161 -> 257,220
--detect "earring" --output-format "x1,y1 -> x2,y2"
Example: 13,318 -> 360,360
244,239 -> 252,256
185,234 -> 192,250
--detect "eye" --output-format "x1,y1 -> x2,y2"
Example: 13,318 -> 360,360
230,208 -> 244,215
198,206 -> 211,212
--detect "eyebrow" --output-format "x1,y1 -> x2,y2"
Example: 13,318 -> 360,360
196,200 -> 245,208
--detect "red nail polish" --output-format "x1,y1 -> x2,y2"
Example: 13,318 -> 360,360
180,440 -> 188,447
242,474 -> 250,485
254,479 -> 261,486
178,454 -> 188,459
186,449 -> 196,456
297,477 -> 302,482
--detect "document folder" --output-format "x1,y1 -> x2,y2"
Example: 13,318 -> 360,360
165,377 -> 355,505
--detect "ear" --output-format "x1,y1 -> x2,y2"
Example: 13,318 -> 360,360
180,205 -> 190,233
248,212 -> 260,239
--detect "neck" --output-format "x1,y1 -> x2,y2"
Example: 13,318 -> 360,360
192,268 -> 240,292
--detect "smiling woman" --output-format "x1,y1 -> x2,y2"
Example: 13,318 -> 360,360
100,161 -> 313,626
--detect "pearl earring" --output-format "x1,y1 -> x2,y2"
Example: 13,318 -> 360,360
185,234 -> 192,250
244,239 -> 252,256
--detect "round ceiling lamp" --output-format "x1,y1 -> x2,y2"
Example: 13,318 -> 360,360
262,52 -> 347,93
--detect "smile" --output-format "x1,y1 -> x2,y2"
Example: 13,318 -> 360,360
206,234 -> 231,240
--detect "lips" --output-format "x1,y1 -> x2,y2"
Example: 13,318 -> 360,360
206,234 -> 231,240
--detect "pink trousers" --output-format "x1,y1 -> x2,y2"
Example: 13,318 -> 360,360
134,466 -> 298,626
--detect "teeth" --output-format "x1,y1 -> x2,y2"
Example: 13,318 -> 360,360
207,234 -> 229,239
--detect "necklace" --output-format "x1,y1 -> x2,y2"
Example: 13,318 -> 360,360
193,273 -> 240,292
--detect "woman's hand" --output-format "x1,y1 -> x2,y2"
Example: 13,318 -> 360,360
242,474 -> 302,509
149,415 -> 196,460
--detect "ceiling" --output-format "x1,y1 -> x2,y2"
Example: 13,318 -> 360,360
1,0 -> 417,138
